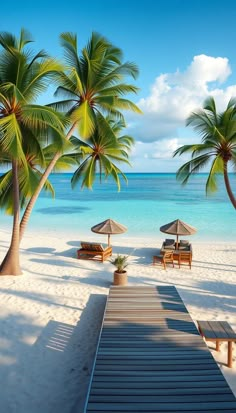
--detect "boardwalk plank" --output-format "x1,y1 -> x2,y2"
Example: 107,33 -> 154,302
86,401 -> 236,411
89,394 -> 235,402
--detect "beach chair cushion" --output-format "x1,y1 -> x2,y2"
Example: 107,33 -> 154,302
80,242 -> 105,252
179,239 -> 189,246
165,238 -> 175,245
179,240 -> 190,250
163,239 -> 175,250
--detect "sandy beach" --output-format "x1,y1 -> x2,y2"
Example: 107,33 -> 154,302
0,228 -> 235,413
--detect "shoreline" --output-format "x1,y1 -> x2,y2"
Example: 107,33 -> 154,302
0,229 -> 235,412
2,225 -> 235,245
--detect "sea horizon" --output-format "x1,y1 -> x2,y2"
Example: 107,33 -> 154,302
1,172 -> 235,242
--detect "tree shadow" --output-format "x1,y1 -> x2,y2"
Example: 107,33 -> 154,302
0,286 -> 83,312
26,247 -> 56,254
194,259 -> 236,269
79,277 -> 112,288
25,240 -> 158,269
178,280 -> 236,315
0,293 -> 106,413
29,257 -> 79,268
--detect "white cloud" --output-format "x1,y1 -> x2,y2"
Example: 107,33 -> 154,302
150,138 -> 179,159
128,138 -> 192,172
128,54 -> 236,143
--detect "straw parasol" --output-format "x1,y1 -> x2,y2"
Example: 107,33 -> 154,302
160,219 -> 197,246
91,218 -> 127,246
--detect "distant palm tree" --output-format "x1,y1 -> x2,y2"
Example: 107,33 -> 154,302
0,29 -> 67,275
70,114 -> 134,190
173,97 -> 236,209
19,31 -> 141,240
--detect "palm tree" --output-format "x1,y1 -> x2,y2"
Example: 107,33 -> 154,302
53,32 -> 141,138
69,114 -> 134,190
0,29 -> 67,275
19,31 -> 141,240
173,97 -> 236,209
0,143 -> 76,214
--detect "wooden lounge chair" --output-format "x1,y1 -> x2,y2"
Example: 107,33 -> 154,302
77,242 -> 112,262
153,250 -> 174,270
178,251 -> 192,269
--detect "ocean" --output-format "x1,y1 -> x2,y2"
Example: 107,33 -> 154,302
1,173 -> 236,242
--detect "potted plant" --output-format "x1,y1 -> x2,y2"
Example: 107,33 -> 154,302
110,254 -> 128,286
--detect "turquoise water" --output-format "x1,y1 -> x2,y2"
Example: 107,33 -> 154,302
1,173 -> 236,241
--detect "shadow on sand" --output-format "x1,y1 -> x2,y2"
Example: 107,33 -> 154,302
0,293 -> 106,413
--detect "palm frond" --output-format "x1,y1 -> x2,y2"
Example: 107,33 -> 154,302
114,98 -> 143,114
22,104 -> 68,131
97,83 -> 139,97
60,32 -> 81,75
71,156 -> 96,189
0,32 -> 17,52
18,28 -> 34,50
176,153 -> 212,184
0,114 -> 27,166
173,144 -> 211,157
54,72 -> 80,97
205,156 -> 224,194
22,58 -> 64,100
72,101 -> 96,138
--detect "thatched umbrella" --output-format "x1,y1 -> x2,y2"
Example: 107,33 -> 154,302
91,218 -> 127,246
160,219 -> 197,247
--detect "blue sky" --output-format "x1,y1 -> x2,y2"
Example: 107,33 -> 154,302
2,0 -> 236,171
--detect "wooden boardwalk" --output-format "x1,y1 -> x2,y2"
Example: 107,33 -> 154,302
84,286 -> 236,412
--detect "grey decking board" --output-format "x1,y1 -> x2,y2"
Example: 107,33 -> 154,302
92,375 -> 226,383
93,366 -> 218,373
88,408 -> 235,413
93,368 -> 224,377
208,321 -> 231,339
86,401 -> 236,411
99,338 -> 203,344
94,367 -> 221,374
90,385 -> 232,393
198,321 -> 222,339
96,352 -> 212,358
92,381 -> 229,389
101,324 -> 198,329
84,286 -> 236,412
89,394 -> 235,402
95,358 -> 216,365
97,349 -> 208,355
219,321 -> 236,339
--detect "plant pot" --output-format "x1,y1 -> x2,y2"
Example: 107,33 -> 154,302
113,270 -> 127,286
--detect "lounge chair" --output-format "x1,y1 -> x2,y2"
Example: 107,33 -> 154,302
153,250 -> 174,270
77,242 -> 112,262
178,251 -> 192,269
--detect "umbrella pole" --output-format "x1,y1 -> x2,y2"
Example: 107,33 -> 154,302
108,234 -> 111,247
176,234 -> 179,249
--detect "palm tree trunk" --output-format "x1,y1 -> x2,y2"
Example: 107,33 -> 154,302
19,123 -> 77,241
223,162 -> 236,209
0,160 -> 22,275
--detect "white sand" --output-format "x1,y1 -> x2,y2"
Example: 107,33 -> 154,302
0,229 -> 235,413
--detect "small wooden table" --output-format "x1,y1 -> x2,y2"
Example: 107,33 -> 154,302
197,320 -> 236,368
